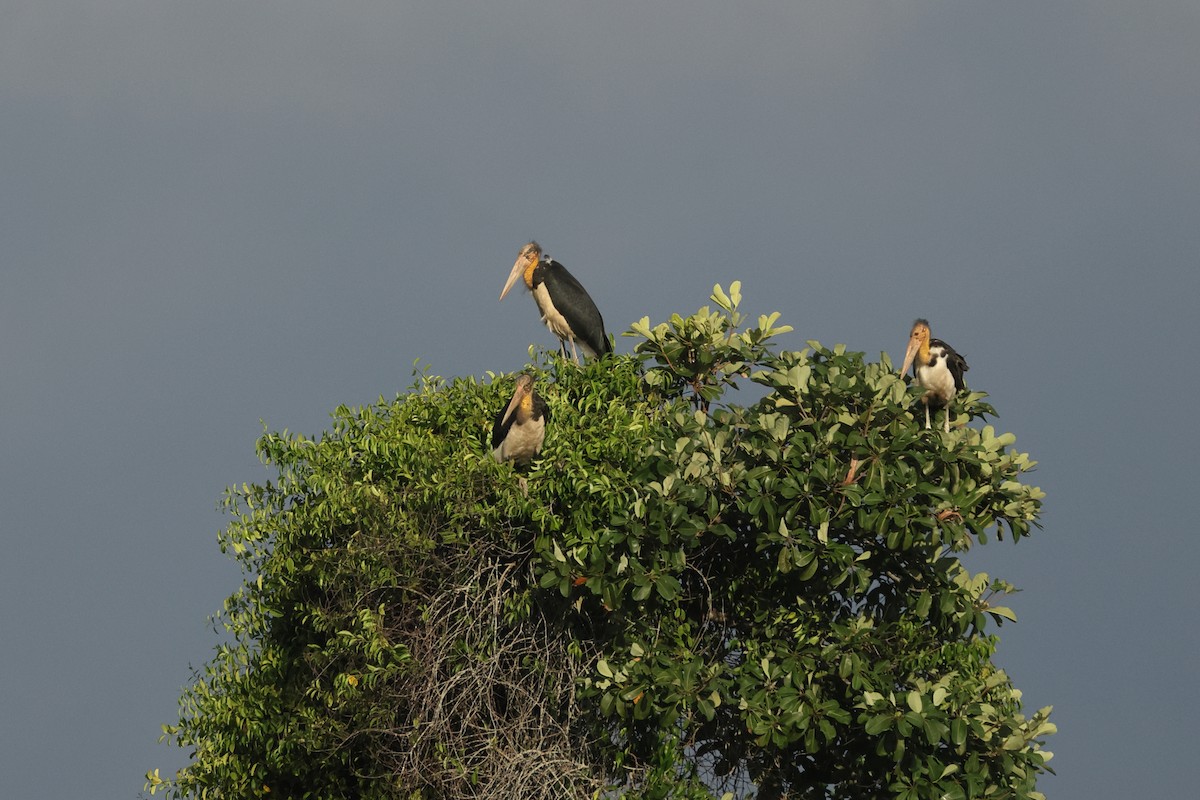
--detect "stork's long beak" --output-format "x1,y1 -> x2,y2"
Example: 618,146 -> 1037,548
500,381 -> 531,426
899,338 -> 920,376
499,254 -> 529,300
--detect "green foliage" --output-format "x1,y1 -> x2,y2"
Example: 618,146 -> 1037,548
151,285 -> 1052,800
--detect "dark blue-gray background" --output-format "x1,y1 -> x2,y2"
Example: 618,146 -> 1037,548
2,2 -> 1195,797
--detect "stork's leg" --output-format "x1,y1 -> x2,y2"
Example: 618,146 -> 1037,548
569,338 -> 580,365
518,476 -> 529,496
943,408 -> 951,433
924,403 -> 932,430
559,339 -> 570,360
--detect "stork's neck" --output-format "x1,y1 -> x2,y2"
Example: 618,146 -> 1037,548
917,339 -> 932,366
523,258 -> 539,290
512,391 -> 535,421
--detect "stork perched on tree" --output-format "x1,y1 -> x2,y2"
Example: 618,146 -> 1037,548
899,319 -> 969,433
491,373 -> 549,465
499,241 -> 611,364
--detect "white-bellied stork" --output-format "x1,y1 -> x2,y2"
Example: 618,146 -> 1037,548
499,241 -> 611,363
491,373 -> 550,465
899,319 -> 970,432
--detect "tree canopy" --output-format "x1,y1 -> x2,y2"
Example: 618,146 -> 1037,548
149,284 -> 1053,800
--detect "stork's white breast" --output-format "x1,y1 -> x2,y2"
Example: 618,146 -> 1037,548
916,360 -> 956,404
532,284 -> 575,342
492,417 -> 546,464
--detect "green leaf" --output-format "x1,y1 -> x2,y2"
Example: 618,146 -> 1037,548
951,718 -> 968,746
654,573 -> 681,601
864,714 -> 893,736
712,284 -> 732,310
988,605 -> 1018,622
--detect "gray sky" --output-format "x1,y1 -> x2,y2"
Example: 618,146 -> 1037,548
2,2 -> 1197,797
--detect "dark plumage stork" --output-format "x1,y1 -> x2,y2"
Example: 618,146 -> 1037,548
491,373 -> 550,465
499,241 -> 611,363
899,319 -> 970,433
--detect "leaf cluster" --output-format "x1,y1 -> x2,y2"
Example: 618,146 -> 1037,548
150,285 -> 1052,800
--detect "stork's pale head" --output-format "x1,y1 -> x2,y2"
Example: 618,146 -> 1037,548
500,373 -> 536,425
499,241 -> 543,300
900,318 -> 932,375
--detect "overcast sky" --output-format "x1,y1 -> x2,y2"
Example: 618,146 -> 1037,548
2,2 -> 1197,798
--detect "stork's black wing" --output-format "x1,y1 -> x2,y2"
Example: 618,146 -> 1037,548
530,391 -> 550,425
932,338 -> 969,392
490,404 -> 513,451
537,260 -> 611,356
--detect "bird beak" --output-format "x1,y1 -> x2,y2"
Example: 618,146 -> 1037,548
500,382 -> 530,425
499,254 -> 528,300
900,337 -> 920,375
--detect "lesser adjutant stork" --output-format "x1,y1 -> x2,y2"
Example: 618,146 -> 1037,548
491,373 -> 550,465
899,319 -> 969,432
499,241 -> 611,363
